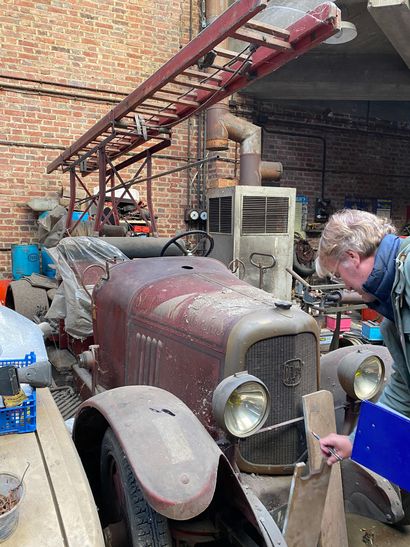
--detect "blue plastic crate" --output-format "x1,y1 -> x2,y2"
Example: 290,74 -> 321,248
0,352 -> 37,435
0,352 -> 36,368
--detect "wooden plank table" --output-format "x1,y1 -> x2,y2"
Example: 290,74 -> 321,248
0,388 -> 104,546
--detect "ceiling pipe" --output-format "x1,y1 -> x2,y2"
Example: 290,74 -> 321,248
205,0 -> 282,186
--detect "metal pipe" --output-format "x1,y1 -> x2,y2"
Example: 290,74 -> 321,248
77,155 -> 218,206
0,82 -> 121,104
260,160 -> 283,181
206,103 -> 262,185
0,73 -> 126,96
204,0 -> 283,187
0,139 -> 65,150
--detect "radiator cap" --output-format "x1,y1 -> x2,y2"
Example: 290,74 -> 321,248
275,300 -> 292,310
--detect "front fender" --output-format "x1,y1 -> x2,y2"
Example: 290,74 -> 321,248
74,386 -> 223,520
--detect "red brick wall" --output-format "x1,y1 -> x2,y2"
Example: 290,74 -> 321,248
0,0 -> 199,276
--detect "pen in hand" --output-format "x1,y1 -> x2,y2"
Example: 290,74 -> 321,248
311,430 -> 343,462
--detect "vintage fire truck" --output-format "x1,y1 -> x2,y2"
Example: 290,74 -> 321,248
70,247 -> 402,546
40,1 -> 410,545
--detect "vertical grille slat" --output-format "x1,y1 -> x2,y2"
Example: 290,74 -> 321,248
239,333 -> 317,467
134,333 -> 162,385
242,196 -> 289,234
209,196 -> 232,233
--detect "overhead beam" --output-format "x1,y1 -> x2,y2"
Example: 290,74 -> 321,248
244,53 -> 410,101
368,0 -> 410,69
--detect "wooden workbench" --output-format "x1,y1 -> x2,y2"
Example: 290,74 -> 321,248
0,388 -> 104,546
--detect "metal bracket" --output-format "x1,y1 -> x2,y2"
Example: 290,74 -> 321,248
134,114 -> 148,140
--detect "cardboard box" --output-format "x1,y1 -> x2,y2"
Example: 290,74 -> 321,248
361,308 -> 381,321
361,320 -> 383,341
326,314 -> 351,332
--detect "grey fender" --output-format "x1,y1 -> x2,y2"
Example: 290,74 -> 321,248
73,385 -> 223,520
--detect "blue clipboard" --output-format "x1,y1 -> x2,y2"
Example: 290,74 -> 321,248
352,400 -> 410,491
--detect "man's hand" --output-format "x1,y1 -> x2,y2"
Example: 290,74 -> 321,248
319,433 -> 352,465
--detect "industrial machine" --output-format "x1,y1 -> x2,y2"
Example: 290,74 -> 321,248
208,186 -> 295,299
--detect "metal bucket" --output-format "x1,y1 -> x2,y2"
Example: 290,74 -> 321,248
0,280 -> 11,306
11,244 -> 40,280
0,473 -> 25,543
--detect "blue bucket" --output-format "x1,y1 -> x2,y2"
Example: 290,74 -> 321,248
41,248 -> 56,278
11,244 -> 40,280
72,211 -> 89,222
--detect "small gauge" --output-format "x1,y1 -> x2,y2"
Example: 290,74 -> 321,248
189,209 -> 199,221
199,210 -> 208,221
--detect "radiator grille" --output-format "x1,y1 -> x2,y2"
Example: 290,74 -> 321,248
242,196 -> 289,234
209,197 -> 232,233
239,333 -> 317,467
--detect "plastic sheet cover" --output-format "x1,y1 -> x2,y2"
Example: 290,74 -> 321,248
0,306 -> 48,361
46,237 -> 129,339
227,2 -> 338,61
253,1 -> 336,28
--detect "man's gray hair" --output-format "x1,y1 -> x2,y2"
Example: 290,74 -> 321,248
316,209 -> 396,278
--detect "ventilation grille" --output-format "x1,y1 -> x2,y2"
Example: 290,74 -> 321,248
209,197 -> 232,233
239,333 -> 317,468
129,334 -> 162,385
242,196 -> 289,234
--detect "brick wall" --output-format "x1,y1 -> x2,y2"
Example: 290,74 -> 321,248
0,0 -> 199,276
2,1 -> 410,277
235,96 -> 410,234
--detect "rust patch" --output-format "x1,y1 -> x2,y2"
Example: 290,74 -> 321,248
360,527 -> 375,545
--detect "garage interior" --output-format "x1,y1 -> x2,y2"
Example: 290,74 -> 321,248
1,0 -> 410,545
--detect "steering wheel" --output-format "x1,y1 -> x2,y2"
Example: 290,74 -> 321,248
160,230 -> 214,257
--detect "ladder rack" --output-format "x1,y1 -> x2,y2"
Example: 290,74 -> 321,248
47,1 -> 340,176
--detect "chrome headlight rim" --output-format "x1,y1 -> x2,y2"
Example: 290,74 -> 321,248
337,349 -> 385,401
212,372 -> 270,438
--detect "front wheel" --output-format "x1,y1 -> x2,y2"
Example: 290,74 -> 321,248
100,427 -> 172,547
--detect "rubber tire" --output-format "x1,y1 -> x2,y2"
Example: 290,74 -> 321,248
292,248 -> 316,278
100,428 -> 172,547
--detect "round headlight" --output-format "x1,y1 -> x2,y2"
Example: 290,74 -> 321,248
338,350 -> 385,400
212,373 -> 270,438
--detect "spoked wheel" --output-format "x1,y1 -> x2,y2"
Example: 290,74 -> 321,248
100,428 -> 172,547
160,230 -> 214,257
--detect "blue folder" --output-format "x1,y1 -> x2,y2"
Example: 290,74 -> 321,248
352,400 -> 410,491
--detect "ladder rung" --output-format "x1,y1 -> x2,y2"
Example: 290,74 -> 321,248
172,78 -> 221,92
134,107 -> 179,119
157,97 -> 200,107
182,67 -> 222,81
153,92 -> 199,107
122,114 -> 160,123
155,87 -> 185,96
244,20 -> 290,39
232,28 -> 292,50
214,46 -> 248,60
210,63 -> 237,73
142,101 -> 177,111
